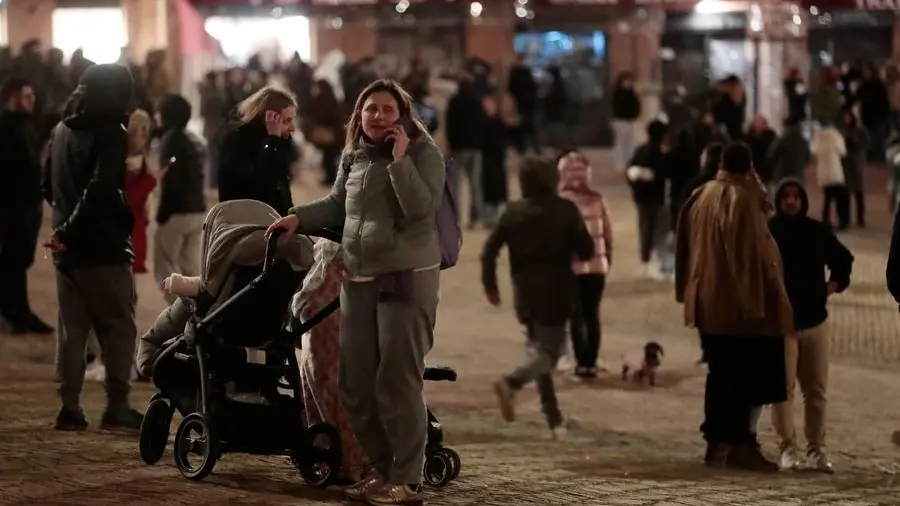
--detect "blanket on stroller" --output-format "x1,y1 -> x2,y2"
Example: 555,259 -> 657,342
136,200 -> 314,377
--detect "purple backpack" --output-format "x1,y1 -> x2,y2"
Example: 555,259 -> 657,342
437,158 -> 462,270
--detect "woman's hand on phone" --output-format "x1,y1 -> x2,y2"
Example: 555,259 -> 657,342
266,214 -> 300,241
387,124 -> 410,160
264,110 -> 283,137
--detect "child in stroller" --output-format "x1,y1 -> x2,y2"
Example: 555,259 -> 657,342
135,200 -> 344,484
290,238 -> 462,488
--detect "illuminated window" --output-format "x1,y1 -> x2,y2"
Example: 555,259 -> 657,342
53,8 -> 127,64
205,16 -> 311,65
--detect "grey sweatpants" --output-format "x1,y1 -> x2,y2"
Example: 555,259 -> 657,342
339,269 -> 439,486
505,323 -> 566,429
154,213 -> 204,305
55,264 -> 136,410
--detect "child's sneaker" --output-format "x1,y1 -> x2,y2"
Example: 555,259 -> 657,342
55,407 -> 89,431
550,425 -> 568,440
493,379 -> 516,422
101,407 -> 144,433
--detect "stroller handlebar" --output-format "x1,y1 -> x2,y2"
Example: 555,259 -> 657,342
263,228 -> 286,275
263,227 -> 343,276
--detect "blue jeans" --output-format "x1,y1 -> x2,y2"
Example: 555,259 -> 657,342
453,150 -> 485,224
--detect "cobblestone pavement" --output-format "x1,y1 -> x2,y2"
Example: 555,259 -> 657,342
1,152 -> 900,505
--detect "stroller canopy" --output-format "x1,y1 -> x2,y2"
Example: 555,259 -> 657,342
200,200 -> 315,298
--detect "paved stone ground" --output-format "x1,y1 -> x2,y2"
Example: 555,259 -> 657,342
2,151 -> 900,505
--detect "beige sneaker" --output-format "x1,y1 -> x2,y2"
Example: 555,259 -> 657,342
365,483 -> 424,505
493,379 -> 516,422
778,446 -> 803,471
806,448 -> 834,474
343,473 -> 383,502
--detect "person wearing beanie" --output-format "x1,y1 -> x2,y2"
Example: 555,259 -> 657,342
152,93 -> 207,305
43,63 -> 144,432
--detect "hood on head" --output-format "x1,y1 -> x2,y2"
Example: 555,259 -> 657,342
63,63 -> 133,129
557,152 -> 591,190
519,156 -> 559,198
773,177 -> 809,217
158,93 -> 192,131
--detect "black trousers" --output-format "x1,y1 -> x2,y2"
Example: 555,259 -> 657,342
321,146 -> 341,185
570,274 -> 606,369
0,204 -> 42,324
822,185 -> 850,229
636,203 -> 661,263
512,113 -> 540,156
0,267 -> 29,323
850,189 -> 865,226
701,333 -> 787,445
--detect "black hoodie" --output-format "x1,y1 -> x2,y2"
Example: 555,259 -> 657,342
768,179 -> 854,330
45,63 -> 135,267
481,157 -> 594,325
156,93 -> 206,224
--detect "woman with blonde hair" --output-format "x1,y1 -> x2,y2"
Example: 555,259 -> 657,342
124,109 -> 159,274
218,86 -> 297,215
268,79 -> 444,505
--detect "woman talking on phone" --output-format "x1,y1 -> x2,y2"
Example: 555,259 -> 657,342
267,79 -> 444,506
218,86 -> 297,215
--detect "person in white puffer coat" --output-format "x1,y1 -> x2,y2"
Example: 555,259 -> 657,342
811,123 -> 848,229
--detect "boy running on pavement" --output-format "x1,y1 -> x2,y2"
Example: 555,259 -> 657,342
481,156 -> 594,438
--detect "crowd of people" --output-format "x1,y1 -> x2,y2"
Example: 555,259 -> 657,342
3,33 -> 900,504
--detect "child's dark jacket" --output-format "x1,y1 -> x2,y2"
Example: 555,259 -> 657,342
481,160 -> 594,325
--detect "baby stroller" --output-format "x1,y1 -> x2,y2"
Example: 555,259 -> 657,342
136,200 -> 341,485
289,235 -> 462,487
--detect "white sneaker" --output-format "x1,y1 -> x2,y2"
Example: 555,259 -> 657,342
805,448 -> 835,474
84,361 -> 106,382
646,262 -> 666,281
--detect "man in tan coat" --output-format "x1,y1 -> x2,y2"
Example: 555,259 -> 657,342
675,142 -> 794,472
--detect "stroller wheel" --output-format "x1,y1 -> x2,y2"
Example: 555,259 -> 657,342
438,448 -> 461,481
423,451 -> 452,488
139,397 -> 173,465
293,422 -> 342,488
173,413 -> 221,480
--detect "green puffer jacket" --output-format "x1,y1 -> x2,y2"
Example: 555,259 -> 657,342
290,137 -> 445,277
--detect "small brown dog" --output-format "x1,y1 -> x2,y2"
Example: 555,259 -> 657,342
621,341 -> 664,386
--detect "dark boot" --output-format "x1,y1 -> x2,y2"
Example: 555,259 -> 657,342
704,442 -> 728,467
726,442 -> 779,473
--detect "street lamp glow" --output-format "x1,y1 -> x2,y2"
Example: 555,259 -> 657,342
693,0 -> 731,14
469,2 -> 483,18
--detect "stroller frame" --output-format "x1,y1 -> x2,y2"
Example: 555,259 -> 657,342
138,228 -> 462,487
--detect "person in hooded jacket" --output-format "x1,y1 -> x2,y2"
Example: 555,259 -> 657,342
43,63 -> 144,432
153,93 -> 207,304
769,116 -> 810,183
627,119 -> 670,279
218,86 -> 297,216
482,156 -> 594,439
768,179 -> 853,473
